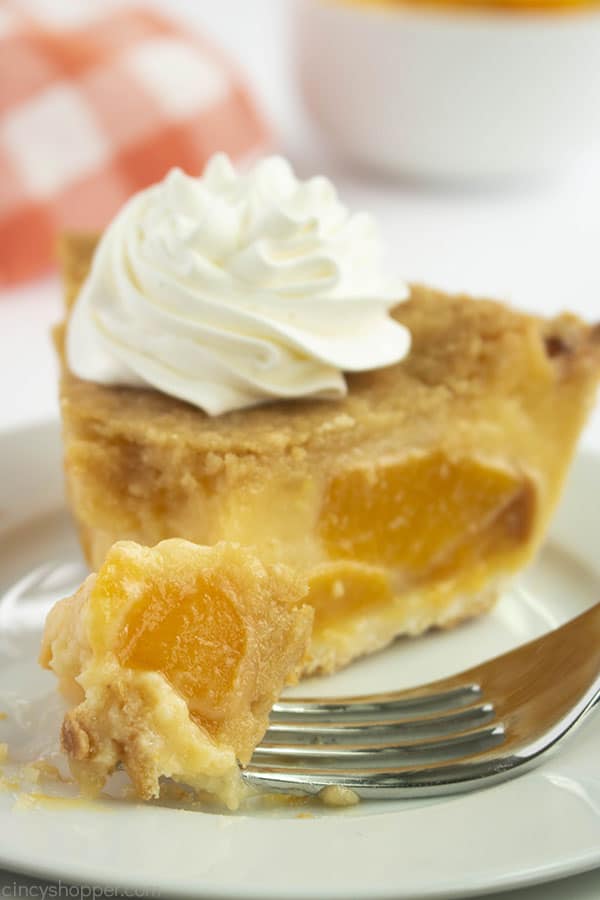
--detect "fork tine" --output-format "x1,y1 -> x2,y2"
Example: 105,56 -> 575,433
253,724 -> 505,768
271,684 -> 481,722
264,702 -> 495,745
242,752 -> 509,799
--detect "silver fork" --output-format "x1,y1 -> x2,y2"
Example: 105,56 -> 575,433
243,602 -> 600,799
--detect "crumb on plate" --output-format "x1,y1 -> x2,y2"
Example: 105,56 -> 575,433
319,785 -> 360,807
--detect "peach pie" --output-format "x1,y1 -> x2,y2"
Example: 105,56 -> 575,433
55,234 -> 600,676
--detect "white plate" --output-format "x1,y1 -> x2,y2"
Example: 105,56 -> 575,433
1,422 -> 599,900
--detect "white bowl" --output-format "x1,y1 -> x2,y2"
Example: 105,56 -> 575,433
293,0 -> 600,181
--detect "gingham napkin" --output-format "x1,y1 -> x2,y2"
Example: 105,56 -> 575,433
0,0 -> 271,285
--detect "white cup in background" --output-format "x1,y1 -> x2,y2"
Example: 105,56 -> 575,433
293,0 -> 600,181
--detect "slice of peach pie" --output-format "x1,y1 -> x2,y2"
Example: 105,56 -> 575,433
40,539 -> 312,808
56,234 -> 600,676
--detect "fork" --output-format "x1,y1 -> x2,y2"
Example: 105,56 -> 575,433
243,602 -> 600,799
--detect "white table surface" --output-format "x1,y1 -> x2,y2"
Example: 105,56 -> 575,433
1,2 -> 599,898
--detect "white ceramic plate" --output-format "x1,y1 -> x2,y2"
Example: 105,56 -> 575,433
1,422 -> 599,900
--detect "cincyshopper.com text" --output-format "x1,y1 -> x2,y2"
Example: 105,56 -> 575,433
2,883 -> 161,899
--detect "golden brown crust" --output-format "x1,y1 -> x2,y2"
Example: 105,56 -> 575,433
56,233 -> 599,463
61,713 -> 91,761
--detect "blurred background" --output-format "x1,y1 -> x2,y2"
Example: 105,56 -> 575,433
1,0 -> 600,433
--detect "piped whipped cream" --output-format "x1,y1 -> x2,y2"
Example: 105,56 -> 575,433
67,154 -> 410,415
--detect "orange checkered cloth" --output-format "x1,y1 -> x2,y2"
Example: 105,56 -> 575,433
0,1 -> 271,285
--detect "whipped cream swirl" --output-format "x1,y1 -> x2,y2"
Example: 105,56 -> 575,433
67,154 -> 410,415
